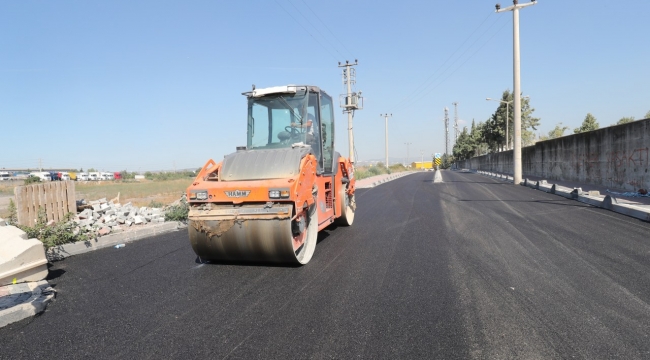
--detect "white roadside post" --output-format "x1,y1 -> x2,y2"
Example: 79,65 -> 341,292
381,113 -> 392,168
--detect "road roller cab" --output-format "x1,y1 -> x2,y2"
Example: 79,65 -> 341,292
187,85 -> 356,265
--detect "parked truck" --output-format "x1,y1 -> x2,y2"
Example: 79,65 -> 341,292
28,172 -> 51,181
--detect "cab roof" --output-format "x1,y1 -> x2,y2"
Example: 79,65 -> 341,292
242,85 -> 328,98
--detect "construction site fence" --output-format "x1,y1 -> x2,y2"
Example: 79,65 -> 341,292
14,181 -> 76,226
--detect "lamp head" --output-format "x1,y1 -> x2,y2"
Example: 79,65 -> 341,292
495,3 -> 501,10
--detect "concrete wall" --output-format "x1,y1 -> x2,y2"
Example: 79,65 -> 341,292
457,119 -> 650,192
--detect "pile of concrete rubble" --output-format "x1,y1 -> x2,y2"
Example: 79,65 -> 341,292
75,198 -> 166,237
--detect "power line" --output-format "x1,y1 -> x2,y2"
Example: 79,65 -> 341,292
286,0 -> 346,60
393,11 -> 495,110
396,16 -> 506,111
299,0 -> 355,59
273,0 -> 339,61
395,16 -> 510,112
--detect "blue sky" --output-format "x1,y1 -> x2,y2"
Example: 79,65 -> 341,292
2,0 -> 648,171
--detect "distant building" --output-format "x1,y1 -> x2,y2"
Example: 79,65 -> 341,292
413,161 -> 433,170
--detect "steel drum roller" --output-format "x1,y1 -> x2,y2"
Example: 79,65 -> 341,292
188,206 -> 318,264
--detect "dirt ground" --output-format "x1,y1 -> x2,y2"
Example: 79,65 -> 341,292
0,195 -> 10,218
0,184 -> 185,219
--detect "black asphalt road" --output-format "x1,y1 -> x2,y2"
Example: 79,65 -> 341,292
2,171 -> 650,359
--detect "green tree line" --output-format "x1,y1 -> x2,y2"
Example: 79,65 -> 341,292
452,90 -> 540,161
453,91 -> 649,160
539,109 -> 650,141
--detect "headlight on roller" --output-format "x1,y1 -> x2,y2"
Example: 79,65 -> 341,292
269,189 -> 290,199
195,191 -> 208,200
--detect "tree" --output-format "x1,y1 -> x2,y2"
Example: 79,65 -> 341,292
574,113 -> 599,134
441,153 -> 454,169
616,116 -> 634,125
487,90 -> 540,150
471,121 -> 489,156
546,123 -> 570,139
452,127 -> 475,161
88,168 -> 97,172
520,95 -> 541,146
645,110 -> 650,119
120,170 -> 136,180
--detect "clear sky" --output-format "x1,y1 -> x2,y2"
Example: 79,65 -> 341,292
2,0 -> 648,172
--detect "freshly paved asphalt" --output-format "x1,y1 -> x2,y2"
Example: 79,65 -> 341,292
2,170 -> 650,359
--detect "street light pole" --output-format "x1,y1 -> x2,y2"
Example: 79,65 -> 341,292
381,113 -> 392,168
496,0 -> 537,185
404,142 -> 412,167
505,102 -> 510,150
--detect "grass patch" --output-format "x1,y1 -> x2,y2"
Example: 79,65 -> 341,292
76,178 -> 191,207
8,207 -> 91,249
355,163 -> 409,180
0,183 -> 15,196
165,198 -> 189,222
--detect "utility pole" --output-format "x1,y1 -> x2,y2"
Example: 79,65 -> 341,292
444,107 -> 449,157
338,60 -> 363,165
453,102 -> 459,143
496,0 -> 537,185
380,113 -> 392,168
38,158 -> 43,172
404,142 -> 412,167
420,150 -> 424,169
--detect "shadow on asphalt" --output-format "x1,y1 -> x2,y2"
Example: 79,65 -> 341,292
192,231 -> 332,268
458,199 -> 589,207
45,264 -> 66,282
441,180 -> 512,184
195,257 -> 304,268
